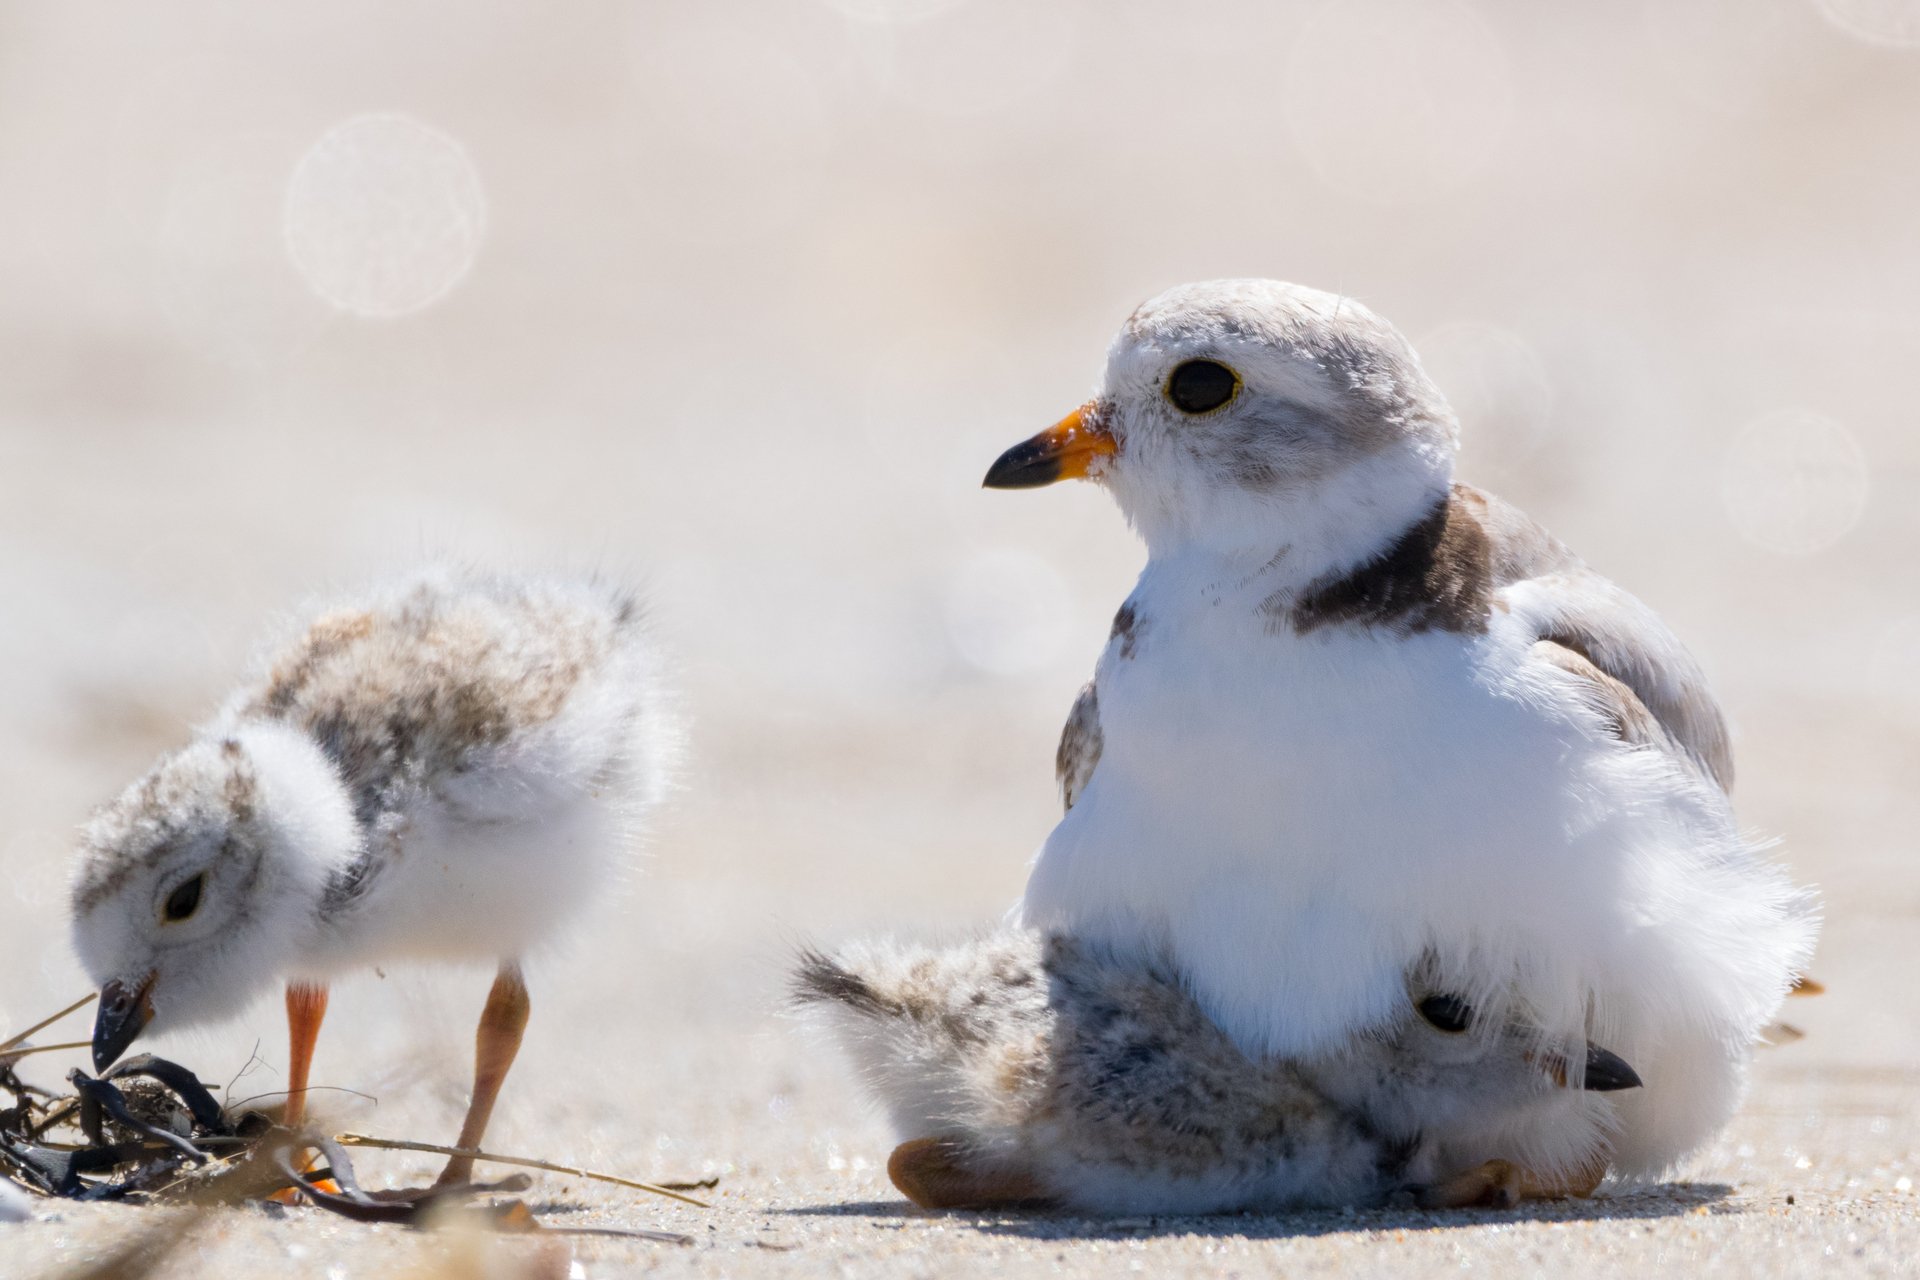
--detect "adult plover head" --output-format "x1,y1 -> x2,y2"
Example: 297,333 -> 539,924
986,279 -> 1459,565
70,723 -> 356,1070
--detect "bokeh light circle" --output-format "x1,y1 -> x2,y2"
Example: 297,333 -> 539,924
284,114 -> 487,317
1720,409 -> 1869,556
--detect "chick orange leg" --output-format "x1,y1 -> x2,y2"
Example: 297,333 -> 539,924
270,980 -> 334,1203
283,981 -> 330,1130
432,961 -> 531,1189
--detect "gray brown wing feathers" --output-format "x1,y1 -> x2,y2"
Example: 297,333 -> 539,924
1532,581 -> 1735,790
1057,682 -> 1102,812
1467,485 -> 1736,791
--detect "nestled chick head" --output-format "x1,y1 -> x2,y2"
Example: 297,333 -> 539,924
70,723 -> 356,1069
985,280 -> 1459,549
1324,983 -> 1641,1147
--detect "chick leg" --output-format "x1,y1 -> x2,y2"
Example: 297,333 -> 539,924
282,981 -> 330,1130
1417,1157 -> 1607,1209
888,1137 -> 1049,1209
268,981 -> 333,1204
431,961 -> 530,1189
1417,1159 -> 1525,1209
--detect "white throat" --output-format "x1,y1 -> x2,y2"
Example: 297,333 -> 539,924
1112,441 -> 1454,595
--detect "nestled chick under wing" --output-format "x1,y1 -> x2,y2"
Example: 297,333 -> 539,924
798,932 -> 1461,1214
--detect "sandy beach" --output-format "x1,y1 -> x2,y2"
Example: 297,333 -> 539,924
1,2 -> 1916,1274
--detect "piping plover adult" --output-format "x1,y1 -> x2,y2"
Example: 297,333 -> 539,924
796,929 -> 1641,1212
70,568 -> 675,1188
984,279 -> 1817,1182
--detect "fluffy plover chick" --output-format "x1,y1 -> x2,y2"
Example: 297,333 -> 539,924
795,930 -> 1642,1213
69,568 -> 675,1188
985,280 -> 1818,1181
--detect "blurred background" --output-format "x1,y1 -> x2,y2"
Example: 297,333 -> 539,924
0,0 -> 1915,1225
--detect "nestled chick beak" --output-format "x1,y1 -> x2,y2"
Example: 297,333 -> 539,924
1529,1042 -> 1643,1092
91,972 -> 156,1072
983,402 -> 1117,489
1580,1044 -> 1643,1092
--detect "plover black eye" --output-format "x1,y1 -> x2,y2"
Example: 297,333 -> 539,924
1417,994 -> 1473,1034
1165,359 -> 1239,415
162,872 -> 205,923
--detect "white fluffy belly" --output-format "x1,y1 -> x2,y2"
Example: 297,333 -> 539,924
1032,601 -> 1780,1021
299,793 -> 629,973
1029,618 -> 1592,1048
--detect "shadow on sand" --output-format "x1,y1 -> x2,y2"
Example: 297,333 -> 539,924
781,1181 -> 1736,1241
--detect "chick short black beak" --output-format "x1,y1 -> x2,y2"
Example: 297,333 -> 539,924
1582,1044 -> 1643,1092
983,403 -> 1117,489
91,973 -> 156,1072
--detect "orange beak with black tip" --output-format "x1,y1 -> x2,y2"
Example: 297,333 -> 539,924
983,402 -> 1117,489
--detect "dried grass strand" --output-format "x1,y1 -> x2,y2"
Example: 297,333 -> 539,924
1,1041 -> 92,1061
334,1133 -> 710,1208
0,992 -> 97,1054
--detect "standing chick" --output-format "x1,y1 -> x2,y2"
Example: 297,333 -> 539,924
984,279 -> 1817,1181
70,568 -> 675,1188
795,930 -> 1642,1214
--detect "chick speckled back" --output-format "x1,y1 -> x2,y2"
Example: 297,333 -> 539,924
228,570 -> 665,830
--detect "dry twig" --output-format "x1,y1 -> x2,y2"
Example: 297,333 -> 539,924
1,1008 -> 705,1249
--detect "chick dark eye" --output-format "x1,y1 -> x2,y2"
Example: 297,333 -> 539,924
1166,359 -> 1239,414
1418,994 -> 1473,1034
162,873 -> 205,923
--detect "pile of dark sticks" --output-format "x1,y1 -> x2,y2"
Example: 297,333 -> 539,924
1,997 -> 700,1245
